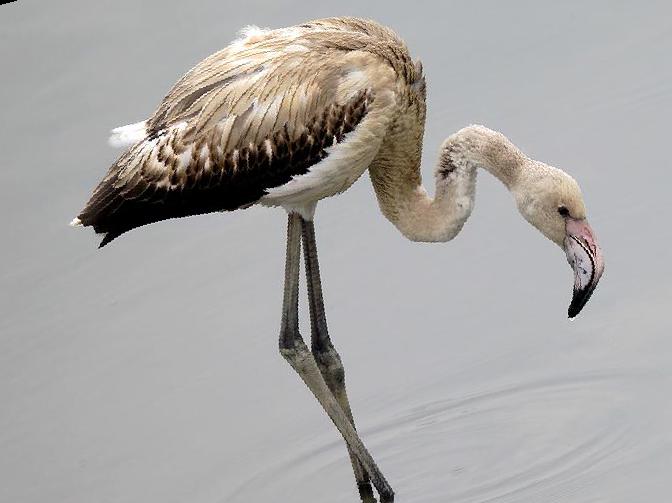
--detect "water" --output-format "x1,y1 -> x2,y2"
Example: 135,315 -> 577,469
1,1 -> 671,502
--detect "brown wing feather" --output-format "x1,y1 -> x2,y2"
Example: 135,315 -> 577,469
78,89 -> 374,246
76,18 -> 417,246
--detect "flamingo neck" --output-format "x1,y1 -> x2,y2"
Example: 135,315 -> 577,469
369,125 -> 527,242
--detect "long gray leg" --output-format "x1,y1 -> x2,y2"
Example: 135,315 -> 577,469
301,218 -> 374,500
279,213 -> 394,502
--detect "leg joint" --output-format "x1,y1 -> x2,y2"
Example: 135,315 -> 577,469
313,345 -> 346,388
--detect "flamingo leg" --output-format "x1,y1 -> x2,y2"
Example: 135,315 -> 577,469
279,213 -> 394,502
301,217 -> 374,501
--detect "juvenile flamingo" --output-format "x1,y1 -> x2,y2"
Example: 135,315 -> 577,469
72,17 -> 605,502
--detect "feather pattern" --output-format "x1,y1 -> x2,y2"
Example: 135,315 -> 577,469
76,17 -> 425,246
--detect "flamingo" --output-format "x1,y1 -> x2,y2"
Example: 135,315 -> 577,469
71,17 -> 605,502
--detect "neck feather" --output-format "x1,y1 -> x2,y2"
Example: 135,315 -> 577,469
369,124 -> 528,242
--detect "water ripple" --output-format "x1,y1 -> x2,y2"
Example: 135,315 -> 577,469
226,370 -> 648,502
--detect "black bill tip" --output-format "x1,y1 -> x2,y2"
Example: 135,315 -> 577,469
567,285 -> 597,318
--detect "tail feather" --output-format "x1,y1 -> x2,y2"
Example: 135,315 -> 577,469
108,120 -> 147,148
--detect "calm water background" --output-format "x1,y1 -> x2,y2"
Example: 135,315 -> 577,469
2,1 -> 671,502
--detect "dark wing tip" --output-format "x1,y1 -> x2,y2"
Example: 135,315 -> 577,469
98,232 -> 115,248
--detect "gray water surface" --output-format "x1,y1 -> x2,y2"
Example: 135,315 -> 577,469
2,1 -> 671,502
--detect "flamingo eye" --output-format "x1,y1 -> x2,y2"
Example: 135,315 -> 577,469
558,206 -> 570,217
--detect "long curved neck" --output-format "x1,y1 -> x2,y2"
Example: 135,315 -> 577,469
368,124 -> 528,242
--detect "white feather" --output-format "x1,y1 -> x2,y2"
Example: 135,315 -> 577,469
108,120 -> 147,148
231,25 -> 271,49
260,126 -> 380,210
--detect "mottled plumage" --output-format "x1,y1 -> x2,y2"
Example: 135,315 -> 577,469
72,18 -> 603,502
76,17 -> 424,246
